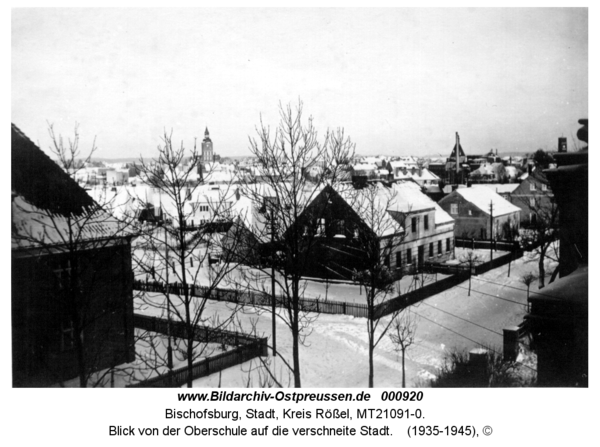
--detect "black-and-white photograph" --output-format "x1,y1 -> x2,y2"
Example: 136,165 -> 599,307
11,7 -> 588,391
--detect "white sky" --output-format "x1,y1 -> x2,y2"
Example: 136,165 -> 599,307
12,8 -> 588,159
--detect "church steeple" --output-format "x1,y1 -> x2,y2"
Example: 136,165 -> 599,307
201,126 -> 213,162
203,127 -> 211,142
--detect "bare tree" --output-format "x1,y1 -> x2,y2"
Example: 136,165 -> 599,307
515,176 -> 559,288
12,123 -> 137,387
389,309 -> 417,387
341,184 -> 407,387
229,101 -> 355,387
133,130 -> 248,387
459,250 -> 483,296
520,272 -> 538,312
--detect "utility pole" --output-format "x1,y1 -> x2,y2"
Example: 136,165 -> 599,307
489,200 -> 494,261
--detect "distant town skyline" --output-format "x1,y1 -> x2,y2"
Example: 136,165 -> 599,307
12,8 -> 588,159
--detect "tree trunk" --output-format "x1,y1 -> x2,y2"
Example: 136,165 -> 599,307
292,299 -> 302,388
368,331 -> 374,388
401,347 -> 406,388
292,320 -> 301,388
185,299 -> 193,388
538,250 -> 546,288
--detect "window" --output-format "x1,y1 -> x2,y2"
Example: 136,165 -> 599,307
411,217 -> 417,233
542,184 -> 548,192
61,319 -> 75,351
429,243 -> 434,257
406,248 -> 412,264
396,252 -> 402,269
530,198 -> 536,207
317,218 -> 326,236
468,210 -> 472,216
446,238 -> 451,252
438,240 -> 442,255
384,255 -> 390,268
451,203 -> 458,215
335,219 -> 345,236
530,183 -> 536,191
53,259 -> 71,290
424,215 -> 429,230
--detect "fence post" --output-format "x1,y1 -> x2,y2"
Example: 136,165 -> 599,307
343,302 -> 347,315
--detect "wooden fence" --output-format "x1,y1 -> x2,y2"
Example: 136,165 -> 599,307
134,279 -> 371,319
374,273 -> 470,319
128,314 -> 267,388
455,238 -> 520,252
134,247 -> 521,323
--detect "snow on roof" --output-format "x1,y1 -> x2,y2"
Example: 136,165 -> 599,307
389,182 -> 436,213
12,195 -> 126,251
11,124 -> 132,251
352,163 -> 378,171
336,184 -> 402,237
389,160 -> 407,168
411,168 -> 440,181
470,183 -> 520,195
455,187 -> 521,217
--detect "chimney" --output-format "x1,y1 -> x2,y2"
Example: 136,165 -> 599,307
558,137 -> 567,153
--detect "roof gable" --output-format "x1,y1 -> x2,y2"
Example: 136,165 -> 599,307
11,124 -> 97,216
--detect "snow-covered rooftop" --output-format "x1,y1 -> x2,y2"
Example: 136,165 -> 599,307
454,187 -> 521,217
470,183 -> 519,195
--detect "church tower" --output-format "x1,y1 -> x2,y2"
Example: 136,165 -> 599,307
201,127 -> 213,162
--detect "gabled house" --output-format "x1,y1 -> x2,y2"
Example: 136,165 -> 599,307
11,124 -> 135,387
293,182 -> 455,280
509,169 -> 555,227
438,186 -> 520,240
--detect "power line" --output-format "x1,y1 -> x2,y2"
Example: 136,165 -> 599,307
455,285 -> 528,308
472,276 -> 563,299
420,301 -> 503,337
413,311 -> 493,350
413,311 -> 537,374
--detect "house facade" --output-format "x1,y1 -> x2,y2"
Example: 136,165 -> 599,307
438,186 -> 520,240
509,170 -> 555,227
11,124 -> 135,387
294,182 -> 455,280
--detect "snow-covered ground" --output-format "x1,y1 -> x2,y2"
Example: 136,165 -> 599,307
129,249 -> 550,388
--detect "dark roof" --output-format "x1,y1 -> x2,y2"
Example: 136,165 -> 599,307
450,143 -> 466,159
11,123 -> 98,216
